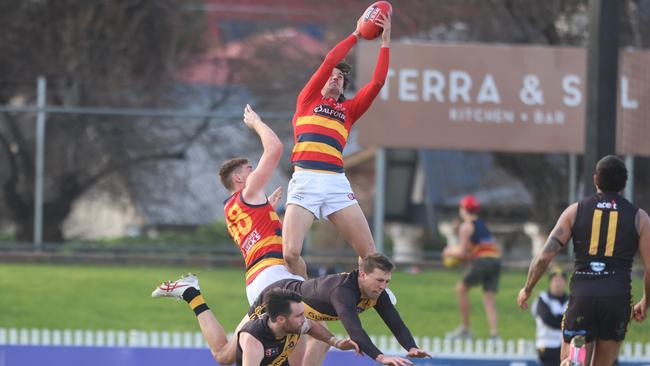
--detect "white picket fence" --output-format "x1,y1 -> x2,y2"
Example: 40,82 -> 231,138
0,328 -> 649,361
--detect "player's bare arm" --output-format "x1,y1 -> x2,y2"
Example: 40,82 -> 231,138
239,332 -> 265,366
518,203 -> 576,310
633,208 -> 650,321
241,104 -> 283,205
457,221 -> 474,260
304,320 -> 360,353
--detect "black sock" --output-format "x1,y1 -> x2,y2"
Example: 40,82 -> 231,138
182,287 -> 209,316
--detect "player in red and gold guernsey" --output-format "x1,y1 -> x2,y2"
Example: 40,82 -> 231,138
444,195 -> 501,340
283,13 -> 391,281
219,105 -> 304,306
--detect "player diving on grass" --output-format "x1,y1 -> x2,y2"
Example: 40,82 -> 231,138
152,276 -> 358,366
152,254 -> 429,366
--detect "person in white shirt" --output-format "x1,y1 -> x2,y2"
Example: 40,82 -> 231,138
531,266 -> 569,366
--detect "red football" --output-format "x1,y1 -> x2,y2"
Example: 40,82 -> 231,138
358,1 -> 392,40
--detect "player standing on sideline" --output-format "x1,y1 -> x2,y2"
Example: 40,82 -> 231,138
531,266 -> 569,366
445,195 -> 501,340
282,12 -> 391,279
152,276 -> 359,366
517,155 -> 650,366
219,104 -> 304,306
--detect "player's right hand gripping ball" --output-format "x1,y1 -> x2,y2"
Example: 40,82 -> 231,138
358,1 -> 392,40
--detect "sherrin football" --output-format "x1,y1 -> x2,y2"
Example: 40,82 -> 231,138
442,245 -> 464,269
358,1 -> 392,40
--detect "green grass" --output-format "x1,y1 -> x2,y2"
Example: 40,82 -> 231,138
0,263 -> 647,342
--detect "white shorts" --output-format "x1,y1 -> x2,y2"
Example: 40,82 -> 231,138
245,265 -> 304,305
286,170 -> 358,220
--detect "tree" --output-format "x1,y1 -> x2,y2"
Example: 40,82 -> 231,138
0,0 -> 207,241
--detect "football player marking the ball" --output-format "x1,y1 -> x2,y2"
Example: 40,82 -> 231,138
283,2 -> 392,280
152,275 -> 359,366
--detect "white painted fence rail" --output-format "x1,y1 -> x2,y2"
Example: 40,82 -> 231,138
1,328 -> 649,361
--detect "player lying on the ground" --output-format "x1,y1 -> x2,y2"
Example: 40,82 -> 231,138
152,274 -> 358,366
250,253 -> 431,366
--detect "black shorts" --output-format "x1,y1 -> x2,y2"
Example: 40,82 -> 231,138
462,257 -> 501,292
562,295 -> 632,343
538,347 -> 561,366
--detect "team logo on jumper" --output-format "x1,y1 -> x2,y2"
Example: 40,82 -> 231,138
596,200 -> 618,210
313,104 -> 346,123
590,261 -> 606,272
265,347 -> 280,357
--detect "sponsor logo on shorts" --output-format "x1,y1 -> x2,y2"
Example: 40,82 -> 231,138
347,193 -> 356,200
563,329 -> 587,337
589,261 -> 606,272
615,321 -> 627,337
290,193 -> 304,201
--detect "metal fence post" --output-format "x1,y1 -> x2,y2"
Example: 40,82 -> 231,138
34,76 -> 47,250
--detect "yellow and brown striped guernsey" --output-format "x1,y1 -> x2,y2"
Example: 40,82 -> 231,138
570,192 -> 640,296
235,316 -> 300,366
247,270 -> 419,361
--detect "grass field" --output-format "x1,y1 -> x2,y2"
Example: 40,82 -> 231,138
0,263 -> 647,342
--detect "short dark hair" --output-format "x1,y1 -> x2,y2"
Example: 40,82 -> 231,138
335,61 -> 352,103
595,155 -> 627,193
263,288 -> 302,322
218,158 -> 249,191
361,253 -> 395,274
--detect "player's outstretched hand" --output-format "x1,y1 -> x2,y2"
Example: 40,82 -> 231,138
268,186 -> 283,211
353,14 -> 363,37
407,348 -> 431,358
243,104 -> 261,129
376,354 -> 413,366
633,296 -> 648,322
375,13 -> 391,45
517,287 -> 531,310
333,338 -> 360,354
